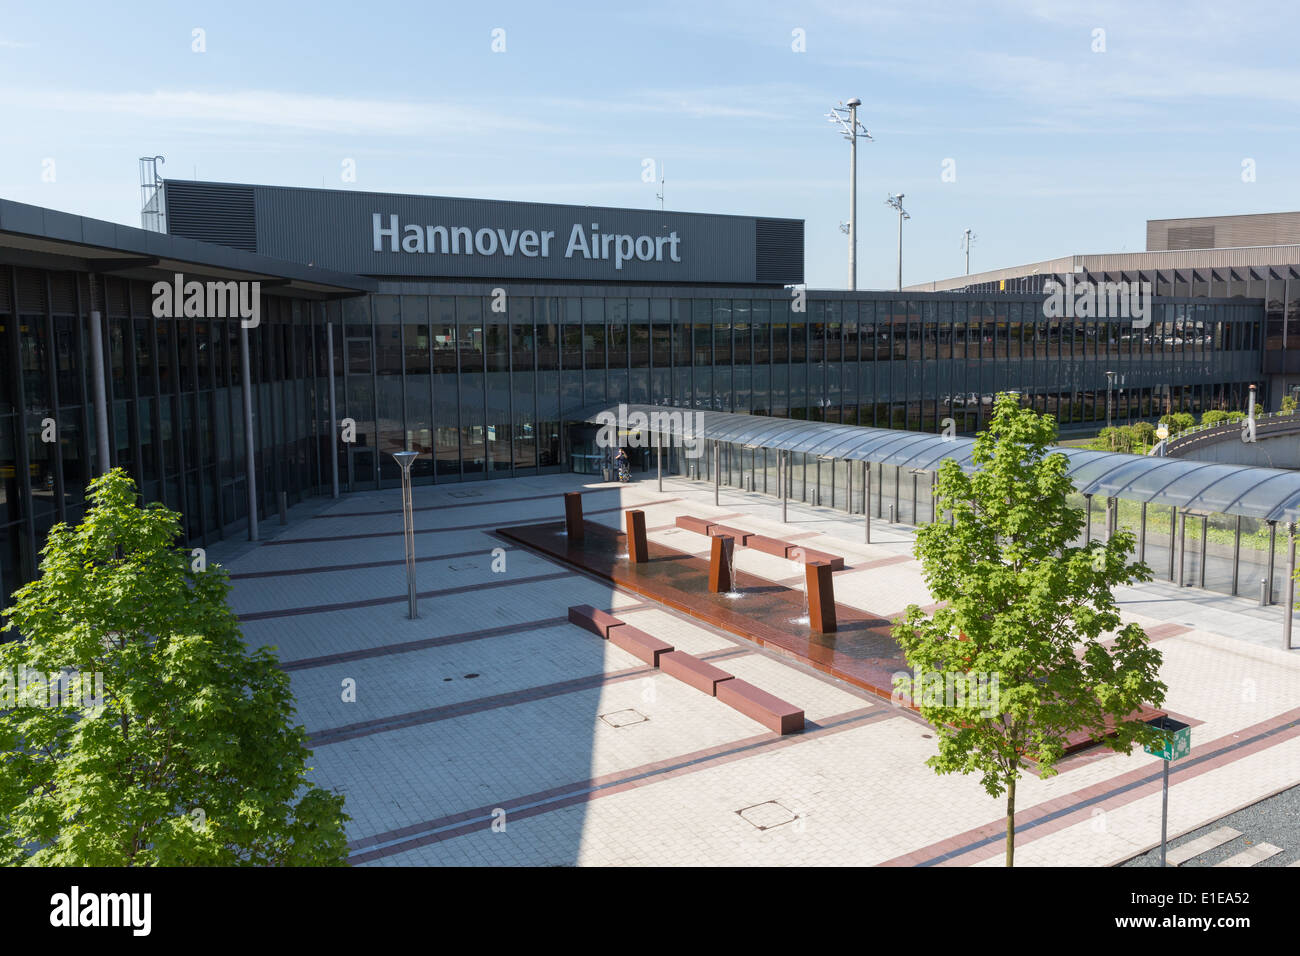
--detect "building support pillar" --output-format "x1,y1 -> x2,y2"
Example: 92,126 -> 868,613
656,431 -> 662,493
713,441 -> 720,507
239,323 -> 258,542
327,319 -> 339,499
1266,520 -> 1277,604
1285,523 -> 1297,651
89,308 -> 111,474
864,461 -> 871,544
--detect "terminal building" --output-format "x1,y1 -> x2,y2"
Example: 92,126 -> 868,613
0,183 -> 1271,610
908,210 -> 1300,404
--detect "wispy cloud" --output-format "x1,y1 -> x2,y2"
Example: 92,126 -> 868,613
3,88 -> 557,136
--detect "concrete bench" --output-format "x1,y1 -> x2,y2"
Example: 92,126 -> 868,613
567,604 -> 625,639
659,650 -> 734,696
608,624 -> 674,667
716,678 -> 805,735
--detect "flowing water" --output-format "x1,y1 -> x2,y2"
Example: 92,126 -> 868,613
723,540 -> 744,599
790,557 -> 810,625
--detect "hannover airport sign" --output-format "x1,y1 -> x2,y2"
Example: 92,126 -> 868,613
159,181 -> 803,284
373,214 -> 683,271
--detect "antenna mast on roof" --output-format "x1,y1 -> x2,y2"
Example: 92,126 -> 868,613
962,228 -> 978,275
139,155 -> 165,233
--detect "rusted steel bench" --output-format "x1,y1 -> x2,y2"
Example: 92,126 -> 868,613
788,546 -> 845,571
745,534 -> 790,558
707,524 -> 753,545
716,678 -> 805,735
567,604 -> 626,639
675,516 -> 846,571
674,515 -> 713,535
659,650 -> 734,696
607,624 -> 674,666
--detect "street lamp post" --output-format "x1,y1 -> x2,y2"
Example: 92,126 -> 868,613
827,98 -> 871,291
886,193 -> 910,291
392,451 -> 420,619
1105,370 -> 1115,450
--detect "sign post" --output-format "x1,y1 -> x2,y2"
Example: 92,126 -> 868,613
1144,716 -> 1191,866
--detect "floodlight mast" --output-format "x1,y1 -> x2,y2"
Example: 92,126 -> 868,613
827,97 -> 871,290
962,228 -> 977,275
886,193 -> 910,291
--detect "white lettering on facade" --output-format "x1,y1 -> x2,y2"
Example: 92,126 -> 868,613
373,213 -> 680,269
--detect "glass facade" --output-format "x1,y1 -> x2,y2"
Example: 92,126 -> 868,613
0,264 -> 1266,615
1,266 -> 327,617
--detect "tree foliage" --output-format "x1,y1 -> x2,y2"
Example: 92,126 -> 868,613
893,395 -> 1165,865
0,469 -> 348,865
1199,409 -> 1244,427
1158,411 -> 1196,436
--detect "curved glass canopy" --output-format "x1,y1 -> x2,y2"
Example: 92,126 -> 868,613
578,403 -> 1300,523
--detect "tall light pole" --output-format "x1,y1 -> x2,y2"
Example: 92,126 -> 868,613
392,451 -> 420,619
1105,370 -> 1116,451
886,193 -> 909,291
962,228 -> 977,275
827,98 -> 871,290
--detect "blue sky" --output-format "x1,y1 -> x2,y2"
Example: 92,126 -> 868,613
2,0 -> 1297,289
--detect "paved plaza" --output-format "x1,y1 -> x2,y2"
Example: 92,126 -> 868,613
207,469 -> 1300,866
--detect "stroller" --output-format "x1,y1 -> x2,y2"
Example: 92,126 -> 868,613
615,449 -> 631,483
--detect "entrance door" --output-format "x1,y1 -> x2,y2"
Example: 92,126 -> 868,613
345,336 -> 375,489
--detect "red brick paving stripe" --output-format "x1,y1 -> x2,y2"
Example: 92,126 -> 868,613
1141,622 -> 1194,642
313,489 -> 629,519
260,497 -> 682,546
346,703 -> 888,864
278,602 -> 658,672
279,616 -> 571,672
308,646 -> 755,748
229,546 -> 521,580
237,570 -> 573,622
879,705 -> 1300,867
852,554 -> 915,572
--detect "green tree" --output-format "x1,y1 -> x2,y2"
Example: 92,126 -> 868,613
1129,421 -> 1156,447
0,469 -> 348,865
1282,394 -> 1297,415
1200,409 -> 1243,427
1159,411 -> 1195,436
893,395 -> 1165,866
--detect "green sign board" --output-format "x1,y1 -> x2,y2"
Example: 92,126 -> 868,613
1144,716 -> 1192,761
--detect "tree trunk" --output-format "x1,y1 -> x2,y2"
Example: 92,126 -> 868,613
1005,775 -> 1016,867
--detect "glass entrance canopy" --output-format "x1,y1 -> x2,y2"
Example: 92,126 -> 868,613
581,403 -> 1300,523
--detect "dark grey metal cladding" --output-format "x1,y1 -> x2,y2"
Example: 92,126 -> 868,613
755,218 -> 803,284
164,182 -> 257,251
163,180 -> 803,285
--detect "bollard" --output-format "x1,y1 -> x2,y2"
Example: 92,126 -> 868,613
1261,577 -> 1270,607
888,503 -> 896,524
279,490 -> 288,526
